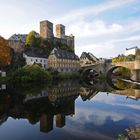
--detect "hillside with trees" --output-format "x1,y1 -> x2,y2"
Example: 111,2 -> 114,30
112,54 -> 136,63
25,30 -> 74,55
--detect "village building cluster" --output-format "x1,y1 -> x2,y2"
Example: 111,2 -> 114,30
7,19 -> 103,73
8,20 -> 81,73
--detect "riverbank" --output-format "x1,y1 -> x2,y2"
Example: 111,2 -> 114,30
0,64 -> 80,83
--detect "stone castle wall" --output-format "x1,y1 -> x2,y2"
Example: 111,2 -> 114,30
8,40 -> 25,54
40,20 -> 74,50
40,20 -> 54,39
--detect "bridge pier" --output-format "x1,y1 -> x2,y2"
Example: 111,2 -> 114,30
131,60 -> 140,82
131,69 -> 140,82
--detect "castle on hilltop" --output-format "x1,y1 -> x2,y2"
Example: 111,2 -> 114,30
8,20 -> 75,53
40,20 -> 75,51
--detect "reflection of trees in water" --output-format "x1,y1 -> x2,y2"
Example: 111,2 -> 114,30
1,79 -> 140,134
114,79 -> 133,89
0,81 -> 80,133
112,67 -> 131,79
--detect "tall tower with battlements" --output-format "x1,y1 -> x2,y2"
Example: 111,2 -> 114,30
40,20 -> 54,39
56,24 -> 65,38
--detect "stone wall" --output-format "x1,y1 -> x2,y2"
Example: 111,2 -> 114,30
8,40 -> 25,54
40,20 -> 75,51
64,35 -> 74,49
112,62 -> 135,70
40,20 -> 54,39
56,24 -> 65,38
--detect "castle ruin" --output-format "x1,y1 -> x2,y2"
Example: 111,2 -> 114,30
40,20 -> 54,39
40,20 -> 75,51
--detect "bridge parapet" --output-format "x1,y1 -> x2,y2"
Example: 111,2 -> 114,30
111,61 -> 135,70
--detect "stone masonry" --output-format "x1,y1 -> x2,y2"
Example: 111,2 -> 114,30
40,20 -> 75,51
40,20 -> 54,39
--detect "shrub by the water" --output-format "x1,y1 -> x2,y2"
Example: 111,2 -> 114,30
11,64 -> 52,82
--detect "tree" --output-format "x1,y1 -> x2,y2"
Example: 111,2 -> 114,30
25,31 -> 41,47
112,54 -> 126,63
0,36 -> 12,68
125,54 -> 135,61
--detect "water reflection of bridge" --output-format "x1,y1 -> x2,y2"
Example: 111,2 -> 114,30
113,89 -> 140,100
80,79 -> 140,101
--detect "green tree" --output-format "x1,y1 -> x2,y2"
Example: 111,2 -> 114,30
125,54 -> 135,61
25,31 -> 41,47
11,64 -> 52,82
112,54 -> 126,63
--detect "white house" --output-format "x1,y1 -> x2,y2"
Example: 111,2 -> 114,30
23,48 -> 48,69
124,46 -> 138,56
0,84 -> 6,90
0,71 -> 6,77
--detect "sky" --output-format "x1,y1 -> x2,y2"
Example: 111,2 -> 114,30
0,0 -> 140,58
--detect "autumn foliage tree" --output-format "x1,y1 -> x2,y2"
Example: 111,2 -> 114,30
0,36 -> 12,68
25,31 -> 41,47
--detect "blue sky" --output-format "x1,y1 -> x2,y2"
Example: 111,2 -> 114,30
1,0 -> 140,58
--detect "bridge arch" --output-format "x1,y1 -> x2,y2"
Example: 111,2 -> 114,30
82,68 -> 100,80
106,66 -> 131,79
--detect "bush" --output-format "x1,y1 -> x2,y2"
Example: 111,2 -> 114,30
11,64 -> 52,83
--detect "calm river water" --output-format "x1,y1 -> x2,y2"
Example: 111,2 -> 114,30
0,79 -> 140,140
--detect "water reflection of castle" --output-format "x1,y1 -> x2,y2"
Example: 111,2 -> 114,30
0,80 -> 140,133
0,81 -> 79,133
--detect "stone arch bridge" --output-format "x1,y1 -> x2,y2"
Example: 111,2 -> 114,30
81,60 -> 140,82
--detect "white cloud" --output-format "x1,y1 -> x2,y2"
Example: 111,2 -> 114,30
0,0 -> 139,58
75,42 -> 117,58
109,35 -> 140,43
66,20 -> 123,38
51,0 -> 140,58
54,0 -> 136,24
72,108 -> 125,126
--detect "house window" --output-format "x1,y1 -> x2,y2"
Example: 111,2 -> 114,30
36,59 -> 37,62
31,59 -> 32,61
40,59 -> 42,62
44,60 -> 46,62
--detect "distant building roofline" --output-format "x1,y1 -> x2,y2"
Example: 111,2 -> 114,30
126,46 -> 138,50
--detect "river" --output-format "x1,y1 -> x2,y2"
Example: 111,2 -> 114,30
0,79 -> 140,140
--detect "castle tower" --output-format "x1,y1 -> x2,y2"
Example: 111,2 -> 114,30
40,20 -> 54,39
56,114 -> 65,128
40,114 -> 53,133
56,24 -> 65,38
